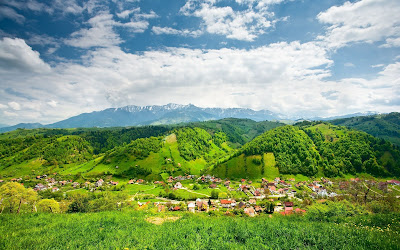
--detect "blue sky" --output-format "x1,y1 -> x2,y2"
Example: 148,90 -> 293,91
0,0 -> 399,124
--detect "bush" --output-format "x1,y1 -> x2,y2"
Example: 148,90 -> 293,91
37,199 -> 60,213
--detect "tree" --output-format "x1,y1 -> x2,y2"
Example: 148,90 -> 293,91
0,182 -> 37,214
37,199 -> 60,213
210,190 -> 219,199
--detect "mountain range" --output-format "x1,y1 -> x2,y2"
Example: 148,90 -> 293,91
0,103 -> 384,133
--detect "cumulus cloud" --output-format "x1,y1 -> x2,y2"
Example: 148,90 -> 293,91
0,37 -> 51,73
317,0 -> 400,48
180,0 -> 286,41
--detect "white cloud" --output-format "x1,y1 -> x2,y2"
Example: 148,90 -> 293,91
0,104 -> 7,109
180,0 -> 286,41
65,12 -> 122,48
152,26 -> 203,37
0,6 -> 25,24
0,37 -> 51,73
381,37 -> 400,48
372,64 -> 384,68
65,10 -> 156,48
317,0 -> 400,48
0,36 -> 399,124
117,8 -> 140,19
8,101 -> 21,111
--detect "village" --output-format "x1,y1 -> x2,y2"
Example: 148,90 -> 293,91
2,173 -> 400,217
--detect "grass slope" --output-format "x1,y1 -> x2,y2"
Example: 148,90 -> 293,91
0,212 -> 399,249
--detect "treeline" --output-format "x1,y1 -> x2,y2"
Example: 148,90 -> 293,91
188,118 -> 283,145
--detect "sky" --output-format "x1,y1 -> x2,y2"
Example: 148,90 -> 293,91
0,0 -> 399,125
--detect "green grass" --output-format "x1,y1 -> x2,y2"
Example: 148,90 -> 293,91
0,212 -> 399,249
263,153 -> 278,180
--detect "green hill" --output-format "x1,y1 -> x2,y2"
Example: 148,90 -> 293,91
329,112 -> 400,146
211,123 -> 400,179
1,119 -> 399,181
0,119 -> 283,181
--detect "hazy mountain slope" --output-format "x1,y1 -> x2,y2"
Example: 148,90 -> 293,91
44,103 -> 284,129
0,123 -> 43,133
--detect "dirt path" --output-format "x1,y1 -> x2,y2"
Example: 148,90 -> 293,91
364,183 -> 384,197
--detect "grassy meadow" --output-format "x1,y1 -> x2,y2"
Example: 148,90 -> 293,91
1,211 -> 399,249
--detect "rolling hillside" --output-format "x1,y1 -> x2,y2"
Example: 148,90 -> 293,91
0,119 -> 399,181
329,112 -> 400,146
211,123 -> 400,179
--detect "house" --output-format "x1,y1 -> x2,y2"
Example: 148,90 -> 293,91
237,201 -> 246,209
52,187 -> 59,192
254,206 -> 263,213
241,179 -> 246,183
59,180 -> 68,186
248,199 -> 257,204
269,186 -> 276,193
224,180 -> 231,187
284,202 -> 294,207
72,182 -> 80,188
34,183 -> 47,191
110,181 -> 118,185
136,179 -> 144,184
244,207 -> 256,217
379,182 -> 388,190
0,180 -> 3,183
171,206 -> 180,211
277,188 -> 285,194
36,176 -> 42,179
188,202 -> 196,213
220,199 -> 233,208
96,179 -> 104,187
84,181 -> 91,187
209,183 -> 217,189
128,179 -> 135,184
295,208 -> 306,214
284,206 -> 293,215
388,180 -> 400,186
174,182 -> 183,189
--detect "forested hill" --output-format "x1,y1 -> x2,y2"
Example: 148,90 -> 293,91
329,112 -> 400,146
0,119 -> 399,181
212,123 -> 400,179
0,119 -> 283,180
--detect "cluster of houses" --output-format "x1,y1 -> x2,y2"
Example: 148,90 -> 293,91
152,198 -> 306,217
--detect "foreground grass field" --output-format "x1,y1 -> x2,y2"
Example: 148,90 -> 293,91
1,212 -> 399,249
